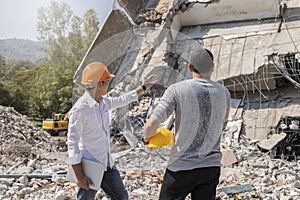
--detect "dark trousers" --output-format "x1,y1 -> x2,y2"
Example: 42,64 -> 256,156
77,166 -> 128,200
159,167 -> 220,200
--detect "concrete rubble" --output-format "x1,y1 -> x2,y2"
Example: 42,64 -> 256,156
1,0 -> 300,199
1,99 -> 300,200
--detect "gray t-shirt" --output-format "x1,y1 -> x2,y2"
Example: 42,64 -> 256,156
151,78 -> 230,172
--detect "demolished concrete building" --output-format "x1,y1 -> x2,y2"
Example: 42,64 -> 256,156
73,0 -> 300,159
1,1 -> 300,199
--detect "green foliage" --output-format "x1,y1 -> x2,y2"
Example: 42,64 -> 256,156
37,2 -> 99,68
1,60 -> 35,81
0,56 -> 13,107
1,2 -> 99,118
33,2 -> 99,118
37,1 -> 73,67
0,81 -> 11,106
37,1 -> 73,42
83,9 -> 100,50
68,16 -> 85,65
0,54 -> 6,80
0,54 -> 5,67
9,64 -> 47,114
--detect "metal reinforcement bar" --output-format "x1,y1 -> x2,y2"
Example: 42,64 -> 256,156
0,172 -> 67,179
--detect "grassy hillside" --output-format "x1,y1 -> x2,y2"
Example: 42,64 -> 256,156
0,38 -> 47,63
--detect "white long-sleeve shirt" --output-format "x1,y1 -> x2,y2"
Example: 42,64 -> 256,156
66,90 -> 138,168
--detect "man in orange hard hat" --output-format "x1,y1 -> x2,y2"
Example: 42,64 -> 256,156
66,62 -> 157,200
143,49 -> 230,200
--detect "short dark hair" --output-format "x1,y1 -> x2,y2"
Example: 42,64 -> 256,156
189,48 -> 214,74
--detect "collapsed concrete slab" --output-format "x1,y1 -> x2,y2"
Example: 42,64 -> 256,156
117,0 -> 147,22
180,19 -> 300,92
73,0 -> 300,153
73,9 -> 133,87
258,132 -> 287,150
178,0 -> 278,26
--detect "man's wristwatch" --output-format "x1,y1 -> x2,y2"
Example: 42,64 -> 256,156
141,85 -> 147,91
142,138 -> 149,145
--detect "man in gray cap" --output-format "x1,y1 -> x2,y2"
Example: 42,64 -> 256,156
143,48 -> 230,200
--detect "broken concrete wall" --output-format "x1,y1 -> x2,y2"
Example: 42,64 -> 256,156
178,0 -> 279,26
74,9 -> 133,88
166,0 -> 300,144
74,0 -> 176,93
74,0 -> 299,93
179,17 -> 300,92
73,0 -> 300,142
117,0 -> 148,22
222,64 -> 278,92
243,97 -> 300,141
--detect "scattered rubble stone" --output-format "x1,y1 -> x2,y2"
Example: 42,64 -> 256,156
1,102 -> 300,200
0,105 -> 64,166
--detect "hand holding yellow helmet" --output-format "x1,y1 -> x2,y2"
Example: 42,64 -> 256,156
148,128 -> 174,148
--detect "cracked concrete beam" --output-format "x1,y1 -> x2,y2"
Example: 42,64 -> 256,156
117,0 -> 147,21
258,132 -> 287,150
74,9 -> 133,86
178,0 -> 279,26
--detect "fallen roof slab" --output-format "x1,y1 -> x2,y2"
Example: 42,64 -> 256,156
258,132 -> 287,150
74,9 -> 133,86
179,18 -> 300,91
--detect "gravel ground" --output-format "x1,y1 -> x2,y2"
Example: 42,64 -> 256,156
1,105 -> 300,200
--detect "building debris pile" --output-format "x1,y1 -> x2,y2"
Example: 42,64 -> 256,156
219,115 -> 300,200
1,103 -> 300,199
0,105 -> 70,199
136,10 -> 163,27
270,116 -> 300,161
0,105 -> 63,166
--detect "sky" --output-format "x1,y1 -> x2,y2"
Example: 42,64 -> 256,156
0,0 -> 114,41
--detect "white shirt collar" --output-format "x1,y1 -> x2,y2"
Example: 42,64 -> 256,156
83,91 -> 98,108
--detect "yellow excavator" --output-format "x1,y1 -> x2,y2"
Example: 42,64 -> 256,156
42,110 -> 70,136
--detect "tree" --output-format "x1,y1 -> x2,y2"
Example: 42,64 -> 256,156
9,65 -> 45,114
37,2 -> 100,68
34,2 -> 100,118
0,81 -> 11,106
28,64 -> 60,117
0,54 -> 6,80
0,54 -> 37,113
83,9 -> 99,50
0,54 -> 5,67
37,1 -> 73,67
68,15 -> 84,66
6,60 -> 34,80
36,1 -> 77,117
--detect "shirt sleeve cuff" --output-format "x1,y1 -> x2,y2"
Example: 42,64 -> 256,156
131,90 -> 138,101
65,152 -> 82,165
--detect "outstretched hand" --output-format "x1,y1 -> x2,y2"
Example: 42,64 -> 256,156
143,74 -> 158,90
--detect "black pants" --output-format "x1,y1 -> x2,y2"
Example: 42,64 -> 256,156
159,167 -> 220,200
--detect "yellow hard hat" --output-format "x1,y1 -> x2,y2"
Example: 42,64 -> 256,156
148,128 -> 174,148
81,62 -> 115,85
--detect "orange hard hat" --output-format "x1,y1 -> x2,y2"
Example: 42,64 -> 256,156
81,62 -> 115,85
148,128 -> 174,148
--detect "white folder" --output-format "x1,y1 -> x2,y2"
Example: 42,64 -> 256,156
66,159 -> 106,190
